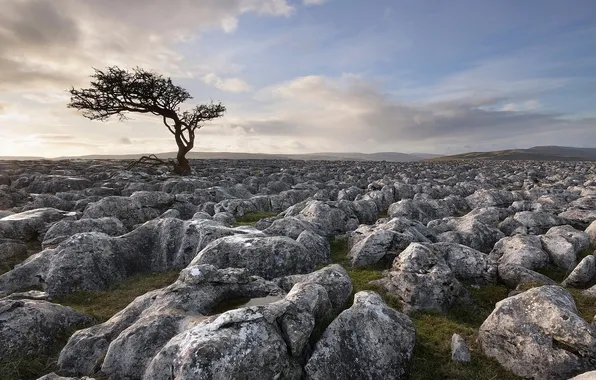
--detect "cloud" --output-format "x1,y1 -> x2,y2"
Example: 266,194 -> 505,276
230,74 -> 596,152
120,137 -> 133,145
0,0 -> 295,91
303,0 -> 326,5
35,134 -> 76,142
501,100 -> 541,112
203,73 -> 252,93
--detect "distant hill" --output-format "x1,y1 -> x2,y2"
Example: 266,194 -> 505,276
431,146 -> 596,162
33,151 -> 435,162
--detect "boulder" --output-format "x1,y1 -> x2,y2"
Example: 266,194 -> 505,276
430,243 -> 498,285
0,208 -> 77,241
540,235 -> 578,270
563,255 -> 596,288
0,219 -> 256,297
428,214 -> 505,253
297,201 -> 359,237
42,217 -> 127,248
82,196 -> 157,230
451,333 -> 471,363
374,243 -> 468,313
547,225 -> 590,252
304,291 -> 415,380
490,235 -> 550,271
478,286 -> 596,380
513,211 -> 568,234
143,267 -> 351,380
466,189 -> 516,208
0,298 -> 93,360
497,263 -> 557,289
587,220 -> 596,248
190,235 -> 326,280
58,264 -> 284,379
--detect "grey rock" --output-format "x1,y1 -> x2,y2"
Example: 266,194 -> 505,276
428,214 -> 505,253
296,229 -> 331,265
490,235 -> 550,271
348,217 -> 434,267
466,189 -> 516,208
212,211 -> 236,226
431,242 -> 498,285
26,175 -> 91,194
541,234 -> 578,270
273,264 -> 353,313
191,235 -> 326,280
37,373 -> 96,380
297,200 -> 359,237
0,238 -> 28,263
478,286 -> 596,380
451,333 -> 471,363
388,198 -> 456,225
263,216 -> 320,239
0,208 -> 77,241
82,196 -> 156,230
58,264 -> 284,378
563,255 -> 596,288
375,243 -> 469,313
498,216 -> 528,235
568,371 -> 596,380
349,229 -> 396,267
0,299 -> 93,359
497,263 -> 557,288
0,219 -> 255,297
586,220 -> 596,248
42,217 -> 127,248
513,211 -> 568,234
547,225 -> 590,252
304,291 -> 415,380
143,267 -> 351,380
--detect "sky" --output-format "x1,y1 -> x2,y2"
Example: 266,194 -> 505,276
0,0 -> 595,157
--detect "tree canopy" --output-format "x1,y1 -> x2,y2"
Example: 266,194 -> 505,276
68,66 -> 226,175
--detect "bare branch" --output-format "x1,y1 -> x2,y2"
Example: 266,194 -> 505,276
67,66 -> 226,175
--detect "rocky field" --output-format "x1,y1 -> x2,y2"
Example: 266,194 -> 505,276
1,158 -> 596,380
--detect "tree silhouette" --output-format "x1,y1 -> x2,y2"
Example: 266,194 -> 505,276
68,66 -> 226,175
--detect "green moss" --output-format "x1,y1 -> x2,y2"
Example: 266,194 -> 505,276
536,265 -> 569,283
569,289 -> 596,322
56,270 -> 180,322
233,211 -> 278,226
408,312 -> 520,380
578,248 -> 595,260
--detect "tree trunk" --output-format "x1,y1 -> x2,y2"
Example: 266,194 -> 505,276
174,147 -> 191,176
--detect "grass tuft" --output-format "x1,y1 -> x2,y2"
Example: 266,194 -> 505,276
233,211 -> 278,226
56,270 -> 180,322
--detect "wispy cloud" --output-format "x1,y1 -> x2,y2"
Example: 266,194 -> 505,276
203,73 -> 252,93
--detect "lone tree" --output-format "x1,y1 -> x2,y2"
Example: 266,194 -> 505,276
68,66 -> 226,175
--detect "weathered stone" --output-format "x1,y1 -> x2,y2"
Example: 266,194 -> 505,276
0,208 -> 77,241
490,235 -> 550,271
304,291 -> 415,380
563,255 -> 596,288
0,299 -> 93,359
478,286 -> 596,380
451,333 -> 471,363
190,235 -> 326,279
374,243 -> 469,313
42,217 -> 127,248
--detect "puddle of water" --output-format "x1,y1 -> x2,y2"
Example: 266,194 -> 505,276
210,295 -> 284,315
